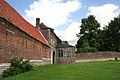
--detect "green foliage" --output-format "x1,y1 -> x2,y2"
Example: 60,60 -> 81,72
3,58 -> 32,78
10,58 -> 22,68
76,15 -> 100,53
104,15 -> 120,52
20,60 -> 33,73
80,15 -> 100,34
95,29 -> 105,51
76,14 -> 120,52
3,67 -> 20,77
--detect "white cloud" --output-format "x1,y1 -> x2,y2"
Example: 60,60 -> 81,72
23,0 -> 82,45
87,4 -> 120,28
55,21 -> 81,46
24,0 -> 82,28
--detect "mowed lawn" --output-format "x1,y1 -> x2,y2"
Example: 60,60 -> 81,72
2,61 -> 120,80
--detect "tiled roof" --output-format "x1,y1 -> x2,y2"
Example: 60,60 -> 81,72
57,44 -> 75,48
57,43 -> 75,48
0,0 -> 48,46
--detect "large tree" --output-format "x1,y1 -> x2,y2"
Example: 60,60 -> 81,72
105,15 -> 120,51
76,15 -> 101,53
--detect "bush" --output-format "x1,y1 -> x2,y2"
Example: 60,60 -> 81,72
20,60 -> 33,73
77,47 -> 98,53
3,58 -> 32,78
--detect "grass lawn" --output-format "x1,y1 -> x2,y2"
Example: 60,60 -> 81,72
1,61 -> 120,80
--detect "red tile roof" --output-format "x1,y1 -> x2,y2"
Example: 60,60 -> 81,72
0,0 -> 48,46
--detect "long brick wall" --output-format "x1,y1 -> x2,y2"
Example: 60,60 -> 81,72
75,52 -> 120,61
0,18 -> 50,63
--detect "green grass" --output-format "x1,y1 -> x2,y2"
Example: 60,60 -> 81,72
1,61 -> 120,80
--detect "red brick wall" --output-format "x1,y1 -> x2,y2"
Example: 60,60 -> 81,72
0,19 -> 50,63
75,52 -> 120,60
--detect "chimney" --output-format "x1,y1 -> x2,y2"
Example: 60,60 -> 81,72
36,18 -> 40,29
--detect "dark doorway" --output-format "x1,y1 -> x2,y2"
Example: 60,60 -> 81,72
53,51 -> 55,64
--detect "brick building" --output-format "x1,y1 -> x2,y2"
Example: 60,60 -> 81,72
0,0 -> 75,64
0,0 -> 50,63
56,41 -> 76,64
38,22 -> 75,64
39,22 -> 61,64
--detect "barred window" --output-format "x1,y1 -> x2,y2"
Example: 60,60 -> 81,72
58,50 -> 63,57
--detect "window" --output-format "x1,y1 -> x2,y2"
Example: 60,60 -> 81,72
58,50 -> 60,57
58,50 -> 63,57
61,50 -> 63,57
66,51 -> 72,57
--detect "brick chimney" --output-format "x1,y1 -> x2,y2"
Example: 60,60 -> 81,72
36,18 -> 40,29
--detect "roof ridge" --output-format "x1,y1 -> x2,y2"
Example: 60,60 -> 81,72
0,1 -> 49,46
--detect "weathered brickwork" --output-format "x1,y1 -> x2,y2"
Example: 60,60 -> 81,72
0,0 -> 76,65
0,18 -> 50,63
75,52 -> 120,61
39,23 -> 76,64
56,45 -> 76,64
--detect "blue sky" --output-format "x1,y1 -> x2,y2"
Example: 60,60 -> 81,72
7,0 -> 120,45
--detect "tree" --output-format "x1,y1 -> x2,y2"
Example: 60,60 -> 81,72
80,15 -> 100,34
76,15 -> 101,53
105,15 -> 120,52
96,29 -> 107,51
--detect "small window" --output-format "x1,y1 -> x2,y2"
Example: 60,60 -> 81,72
58,50 -> 63,57
66,51 -> 72,57
61,50 -> 63,57
58,50 -> 61,57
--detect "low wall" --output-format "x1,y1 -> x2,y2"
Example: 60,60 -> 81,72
75,52 -> 120,62
56,57 -> 75,64
30,58 -> 51,66
0,63 -> 10,77
0,59 -> 51,76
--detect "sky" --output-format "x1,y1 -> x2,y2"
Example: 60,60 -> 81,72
7,0 -> 120,46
